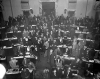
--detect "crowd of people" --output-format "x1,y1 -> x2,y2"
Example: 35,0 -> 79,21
0,13 -> 100,79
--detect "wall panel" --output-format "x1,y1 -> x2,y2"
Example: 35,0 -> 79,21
2,0 -> 96,20
2,0 -> 12,20
12,0 -> 23,18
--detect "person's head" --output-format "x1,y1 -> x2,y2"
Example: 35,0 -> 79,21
10,57 -> 14,60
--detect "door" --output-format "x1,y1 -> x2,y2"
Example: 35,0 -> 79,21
0,6 -> 4,23
68,11 -> 75,17
42,2 -> 55,17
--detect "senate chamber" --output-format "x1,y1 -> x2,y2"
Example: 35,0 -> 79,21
0,0 -> 100,79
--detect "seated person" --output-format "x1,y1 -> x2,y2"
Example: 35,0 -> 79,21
54,47 -> 62,57
86,33 -> 92,39
22,59 -> 36,79
55,56 -> 63,78
9,57 -> 19,69
23,29 -> 29,38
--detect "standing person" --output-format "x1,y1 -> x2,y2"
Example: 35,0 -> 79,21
49,46 -> 56,67
22,58 -> 29,68
48,48 -> 53,63
53,46 -> 63,66
21,58 -> 30,79
78,38 -> 86,57
71,36 -> 80,66
44,40 -> 49,57
72,40 -> 80,59
78,33 -> 86,56
70,27 -> 75,40
35,46 -> 41,62
72,36 -> 77,52
86,32 -> 92,39
27,59 -> 36,79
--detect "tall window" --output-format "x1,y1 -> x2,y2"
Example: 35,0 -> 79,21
68,0 -> 77,10
21,0 -> 29,10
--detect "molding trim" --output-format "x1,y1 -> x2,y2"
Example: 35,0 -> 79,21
22,9 -> 30,11
67,9 -> 76,11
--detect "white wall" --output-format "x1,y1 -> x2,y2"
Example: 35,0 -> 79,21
57,0 -> 68,16
29,0 -> 39,16
29,0 -> 95,18
2,0 -> 12,21
75,0 -> 96,18
29,0 -> 68,16
2,0 -> 22,21
11,0 -> 23,18
2,0 -> 96,21
75,0 -> 87,18
86,0 -> 96,18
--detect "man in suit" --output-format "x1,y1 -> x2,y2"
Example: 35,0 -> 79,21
71,36 -> 80,67
70,27 -> 75,40
44,41 -> 49,57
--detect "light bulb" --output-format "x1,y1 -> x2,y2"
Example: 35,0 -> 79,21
0,64 -> 6,79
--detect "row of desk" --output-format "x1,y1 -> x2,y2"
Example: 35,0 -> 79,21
6,68 -> 34,75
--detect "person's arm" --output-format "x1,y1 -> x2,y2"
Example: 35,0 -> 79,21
15,60 -> 19,68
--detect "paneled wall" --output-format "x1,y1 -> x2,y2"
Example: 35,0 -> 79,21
2,0 -> 22,20
29,0 -> 39,16
75,0 -> 96,18
75,0 -> 87,18
2,0 -> 12,21
2,0 -> 96,21
11,0 -> 23,17
86,0 -> 96,18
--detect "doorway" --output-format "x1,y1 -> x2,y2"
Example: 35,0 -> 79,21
68,11 -> 75,18
42,2 -> 55,17
0,6 -> 4,23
